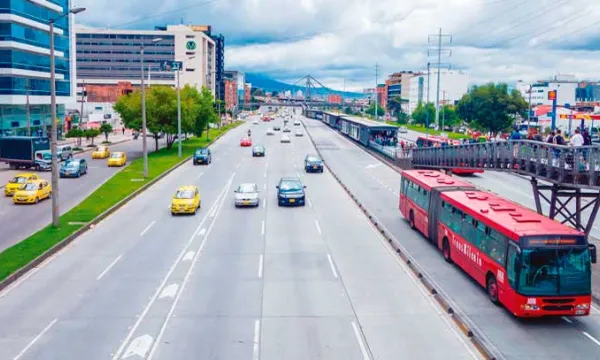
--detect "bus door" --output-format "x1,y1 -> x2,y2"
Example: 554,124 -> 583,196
428,189 -> 443,244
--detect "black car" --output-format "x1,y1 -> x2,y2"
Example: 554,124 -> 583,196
252,145 -> 265,157
193,148 -> 211,165
304,155 -> 324,173
276,177 -> 306,206
273,125 -> 281,131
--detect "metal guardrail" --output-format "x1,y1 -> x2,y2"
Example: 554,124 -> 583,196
411,140 -> 600,189
368,141 -> 397,159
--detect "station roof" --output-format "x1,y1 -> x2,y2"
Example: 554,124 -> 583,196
323,112 -> 397,130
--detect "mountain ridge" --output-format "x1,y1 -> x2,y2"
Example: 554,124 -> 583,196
245,73 -> 364,99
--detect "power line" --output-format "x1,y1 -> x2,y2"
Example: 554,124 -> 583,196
530,12 -> 600,49
111,0 -> 218,29
453,0 -> 528,38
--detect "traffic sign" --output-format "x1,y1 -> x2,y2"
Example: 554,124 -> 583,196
548,90 -> 557,101
160,61 -> 183,72
529,110 -> 535,117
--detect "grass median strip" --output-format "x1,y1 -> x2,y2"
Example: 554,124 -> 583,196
0,122 -> 242,282
385,121 -> 470,140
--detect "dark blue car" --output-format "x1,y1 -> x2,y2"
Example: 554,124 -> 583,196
276,177 -> 306,206
59,159 -> 88,178
193,148 -> 211,165
304,155 -> 324,173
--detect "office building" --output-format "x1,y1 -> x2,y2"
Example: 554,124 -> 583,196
327,94 -> 342,104
75,24 -> 216,96
385,71 -> 419,112
0,0 -> 75,137
517,80 -> 577,107
224,70 -> 245,103
408,70 -> 469,114
223,78 -> 237,111
244,83 -> 251,103
377,84 -> 387,109
193,26 -> 224,104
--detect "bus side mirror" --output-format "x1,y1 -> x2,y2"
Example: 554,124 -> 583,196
590,244 -> 597,264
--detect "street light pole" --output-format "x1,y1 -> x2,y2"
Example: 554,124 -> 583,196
176,68 -> 182,157
49,7 -> 85,228
140,37 -> 163,177
527,85 -> 532,133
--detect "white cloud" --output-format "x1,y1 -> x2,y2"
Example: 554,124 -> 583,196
76,0 -> 600,91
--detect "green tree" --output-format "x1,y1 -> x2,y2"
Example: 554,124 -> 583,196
252,88 -> 265,97
272,90 -> 279,97
387,96 -> 407,114
411,102 -> 436,126
84,128 -> 101,146
440,105 -> 460,128
99,123 -> 113,142
114,90 -> 142,132
147,86 -> 178,150
66,128 -> 84,147
365,103 -> 385,118
193,87 -> 219,137
344,106 -> 353,115
456,83 -> 528,133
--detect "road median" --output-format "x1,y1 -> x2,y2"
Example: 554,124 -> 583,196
0,122 -> 242,288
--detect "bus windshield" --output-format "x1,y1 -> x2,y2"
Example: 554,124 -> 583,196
518,247 -> 591,296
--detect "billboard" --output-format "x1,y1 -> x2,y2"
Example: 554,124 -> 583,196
190,25 -> 210,32
160,61 -> 183,72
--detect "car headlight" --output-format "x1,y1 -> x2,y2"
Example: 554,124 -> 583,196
576,303 -> 590,310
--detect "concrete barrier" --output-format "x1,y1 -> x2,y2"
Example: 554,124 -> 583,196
304,120 -> 501,360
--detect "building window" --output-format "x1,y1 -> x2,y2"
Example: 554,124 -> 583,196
186,35 -> 195,38
186,68 -> 195,72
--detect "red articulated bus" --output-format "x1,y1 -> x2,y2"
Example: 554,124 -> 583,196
400,170 -> 597,317
415,136 -> 484,175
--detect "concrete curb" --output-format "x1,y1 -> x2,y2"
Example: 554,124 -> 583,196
0,128 -> 236,293
304,119 -> 503,360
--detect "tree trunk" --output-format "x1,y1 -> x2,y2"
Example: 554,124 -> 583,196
155,137 -> 159,152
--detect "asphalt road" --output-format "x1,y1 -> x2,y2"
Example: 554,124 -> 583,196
0,137 -> 166,251
305,116 -> 600,359
0,114 -> 479,360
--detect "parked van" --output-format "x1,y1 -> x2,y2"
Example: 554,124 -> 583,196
56,145 -> 73,161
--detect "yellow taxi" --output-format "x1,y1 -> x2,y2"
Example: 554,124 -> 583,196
92,146 -> 110,159
170,185 -> 201,215
107,152 -> 127,167
13,179 -> 51,204
4,173 -> 39,196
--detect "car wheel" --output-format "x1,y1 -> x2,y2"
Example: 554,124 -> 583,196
77,171 -> 81,178
171,212 -> 176,216
68,154 -> 73,159
34,197 -> 39,204
442,238 -> 452,263
48,192 -> 52,199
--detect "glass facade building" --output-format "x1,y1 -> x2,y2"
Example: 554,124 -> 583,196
0,0 -> 71,136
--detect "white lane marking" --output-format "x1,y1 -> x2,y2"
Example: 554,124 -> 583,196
365,163 -> 381,169
140,221 -> 155,236
307,198 -> 313,208
96,255 -> 123,281
13,318 -> 58,360
261,220 -> 265,235
197,228 -> 206,237
262,198 -> 266,208
592,305 -> 600,314
296,171 -> 301,177
236,161 -> 242,169
562,317 -> 573,324
112,178 -> 230,360
583,331 -> 600,347
197,172 -> 204,179
122,334 -> 153,359
159,283 -> 179,299
327,254 -> 338,278
209,206 -> 218,217
258,255 -> 264,278
315,220 -> 322,235
263,183 -> 266,190
351,321 -> 370,360
182,251 -> 195,261
264,172 -> 267,178
147,174 -> 234,360
253,319 -> 261,360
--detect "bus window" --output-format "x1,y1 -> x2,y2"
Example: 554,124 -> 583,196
487,230 -> 508,265
474,221 -> 487,251
506,244 -> 519,289
401,178 -> 408,195
441,202 -> 453,226
420,188 -> 430,211
463,215 -> 477,245
449,207 -> 463,234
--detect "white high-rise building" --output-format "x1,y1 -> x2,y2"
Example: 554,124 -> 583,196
516,81 -> 577,107
408,70 -> 469,115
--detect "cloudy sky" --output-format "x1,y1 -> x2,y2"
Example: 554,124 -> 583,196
76,0 -> 600,92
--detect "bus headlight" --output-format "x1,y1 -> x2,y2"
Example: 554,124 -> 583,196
576,303 -> 590,310
524,304 -> 540,311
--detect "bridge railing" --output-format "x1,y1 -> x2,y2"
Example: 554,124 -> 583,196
411,140 -> 600,187
368,141 -> 397,159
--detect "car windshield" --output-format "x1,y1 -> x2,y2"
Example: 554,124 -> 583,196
174,190 -> 195,199
280,181 -> 302,191
254,146 -> 264,151
22,183 -> 38,191
64,162 -> 79,169
195,149 -> 208,155
237,184 -> 256,193
37,152 -> 51,160
9,176 -> 28,184
111,153 -> 123,158
517,247 -> 591,296
97,147 -> 106,152
306,156 -> 321,162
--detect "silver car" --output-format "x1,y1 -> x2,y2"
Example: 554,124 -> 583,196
234,183 -> 260,207
281,134 -> 291,143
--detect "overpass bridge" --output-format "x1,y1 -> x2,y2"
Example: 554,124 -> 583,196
303,108 -> 600,236
239,101 -> 343,108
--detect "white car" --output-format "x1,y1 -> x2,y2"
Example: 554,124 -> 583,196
398,126 -> 408,133
266,128 -> 274,135
295,130 -> 303,137
252,119 -> 258,125
234,183 -> 260,208
281,134 -> 291,143
293,120 -> 301,126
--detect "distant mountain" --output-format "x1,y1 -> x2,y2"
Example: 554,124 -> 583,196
245,73 -> 364,99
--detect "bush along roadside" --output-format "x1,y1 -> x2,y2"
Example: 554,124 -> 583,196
0,122 -> 242,283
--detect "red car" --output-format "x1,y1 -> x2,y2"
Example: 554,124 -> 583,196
240,137 -> 252,146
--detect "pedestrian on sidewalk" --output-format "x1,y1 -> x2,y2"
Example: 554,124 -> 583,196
122,128 -> 125,135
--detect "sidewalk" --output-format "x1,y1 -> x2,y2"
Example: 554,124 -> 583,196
59,130 -> 134,148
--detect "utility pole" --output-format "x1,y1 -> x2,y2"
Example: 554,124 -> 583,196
25,78 -> 31,136
442,90 -> 446,130
375,63 -> 380,121
79,79 -> 85,127
426,62 -> 431,139
428,28 -> 452,130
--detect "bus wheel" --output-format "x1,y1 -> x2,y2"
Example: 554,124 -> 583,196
487,275 -> 500,305
442,238 -> 452,263
409,210 -> 416,230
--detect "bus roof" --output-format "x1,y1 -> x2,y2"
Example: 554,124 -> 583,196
441,190 -> 584,239
402,170 -> 475,190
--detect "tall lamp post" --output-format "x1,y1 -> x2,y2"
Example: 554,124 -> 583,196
140,37 -> 163,177
176,56 -> 195,157
205,71 -> 218,140
49,6 -> 85,228
518,80 -> 533,133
